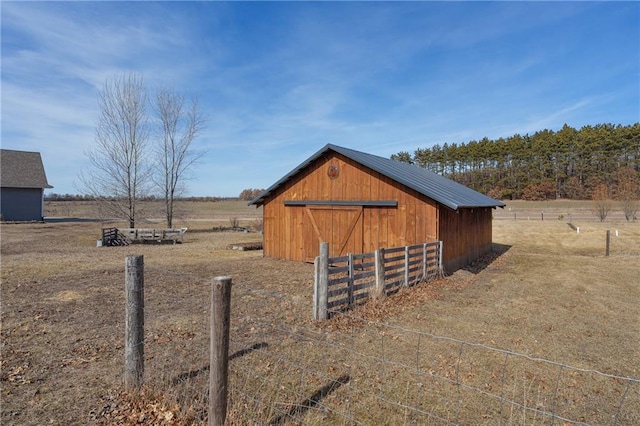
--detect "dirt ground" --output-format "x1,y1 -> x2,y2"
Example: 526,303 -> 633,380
0,220 -> 312,424
2,201 -> 639,424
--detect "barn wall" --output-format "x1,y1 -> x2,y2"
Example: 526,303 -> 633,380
262,152 -> 438,261
437,206 -> 493,273
0,187 -> 44,221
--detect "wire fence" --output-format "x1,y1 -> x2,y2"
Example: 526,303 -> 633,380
493,207 -> 634,222
4,221 -> 639,425
131,265 -> 639,425
227,311 -> 639,425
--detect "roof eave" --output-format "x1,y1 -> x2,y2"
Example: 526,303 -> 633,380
248,144 -> 336,207
455,203 -> 506,209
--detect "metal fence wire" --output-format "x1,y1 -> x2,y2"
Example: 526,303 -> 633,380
226,310 -> 639,425
128,264 -> 638,425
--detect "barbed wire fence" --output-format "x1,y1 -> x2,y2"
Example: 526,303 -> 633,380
119,260 -> 639,425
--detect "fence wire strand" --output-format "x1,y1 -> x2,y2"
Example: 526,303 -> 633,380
123,264 -> 639,425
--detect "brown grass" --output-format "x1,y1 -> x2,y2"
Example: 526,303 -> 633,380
44,199 -> 262,224
2,201 -> 639,424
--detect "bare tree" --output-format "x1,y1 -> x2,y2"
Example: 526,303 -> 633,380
613,167 -> 639,221
592,183 -> 612,222
154,86 -> 205,228
80,73 -> 151,227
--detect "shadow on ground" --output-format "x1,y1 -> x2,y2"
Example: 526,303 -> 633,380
461,242 -> 512,275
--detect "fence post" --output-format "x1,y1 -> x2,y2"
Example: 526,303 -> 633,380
374,247 -> 386,299
438,241 -> 444,276
404,246 -> 410,286
348,253 -> 355,307
209,276 -> 232,426
124,255 -> 144,390
313,256 -> 319,319
422,243 -> 428,280
314,242 -> 329,320
606,230 -> 610,257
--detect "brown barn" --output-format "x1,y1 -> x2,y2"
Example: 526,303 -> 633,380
249,144 -> 504,272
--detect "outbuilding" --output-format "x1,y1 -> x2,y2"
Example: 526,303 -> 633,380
0,149 -> 53,221
249,144 -> 504,273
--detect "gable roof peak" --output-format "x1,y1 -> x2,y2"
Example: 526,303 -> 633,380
249,144 -> 504,210
0,149 -> 53,189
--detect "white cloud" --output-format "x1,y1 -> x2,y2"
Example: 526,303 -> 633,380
2,1 -> 638,197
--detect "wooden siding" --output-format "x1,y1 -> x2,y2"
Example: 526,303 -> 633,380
262,152 -> 438,262
437,206 -> 493,273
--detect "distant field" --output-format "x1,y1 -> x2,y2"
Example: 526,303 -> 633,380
45,199 -> 263,229
44,198 -> 635,226
495,199 -> 631,221
2,200 -> 639,424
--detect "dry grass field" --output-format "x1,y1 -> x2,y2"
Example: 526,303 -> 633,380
1,200 -> 639,425
44,199 -> 263,224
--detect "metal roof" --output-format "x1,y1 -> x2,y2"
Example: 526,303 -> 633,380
249,144 -> 505,210
0,149 -> 53,189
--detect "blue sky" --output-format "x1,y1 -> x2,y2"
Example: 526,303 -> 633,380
2,1 -> 638,197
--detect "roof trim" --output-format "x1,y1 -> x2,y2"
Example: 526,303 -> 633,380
283,200 -> 398,207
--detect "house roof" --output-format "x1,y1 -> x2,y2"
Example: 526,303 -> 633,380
249,144 -> 505,210
0,149 -> 53,189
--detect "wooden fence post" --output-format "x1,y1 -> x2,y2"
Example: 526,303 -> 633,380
125,255 -> 144,390
422,243 -> 428,280
374,247 -> 386,299
404,246 -> 410,286
347,253 -> 354,307
606,230 -> 610,257
209,276 -> 232,426
313,256 -> 319,319
314,242 -> 329,320
438,242 -> 444,276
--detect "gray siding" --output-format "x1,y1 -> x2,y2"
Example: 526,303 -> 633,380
1,187 -> 44,221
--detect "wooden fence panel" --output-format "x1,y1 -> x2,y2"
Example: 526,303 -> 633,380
314,241 -> 442,319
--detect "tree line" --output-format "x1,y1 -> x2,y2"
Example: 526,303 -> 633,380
391,123 -> 640,203
238,188 -> 265,201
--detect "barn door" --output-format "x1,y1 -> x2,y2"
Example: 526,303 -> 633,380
303,206 -> 363,260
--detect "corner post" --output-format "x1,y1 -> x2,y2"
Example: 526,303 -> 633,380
314,242 -> 329,320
